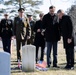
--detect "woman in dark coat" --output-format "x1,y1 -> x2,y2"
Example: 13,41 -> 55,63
34,13 -> 45,63
57,10 -> 74,69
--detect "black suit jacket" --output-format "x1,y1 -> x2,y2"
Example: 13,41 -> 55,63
0,18 -> 13,38
42,13 -> 60,42
14,16 -> 31,40
59,15 -> 74,48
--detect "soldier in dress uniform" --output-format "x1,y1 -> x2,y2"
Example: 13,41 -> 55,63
0,13 -> 13,53
13,8 -> 31,61
27,14 -> 35,44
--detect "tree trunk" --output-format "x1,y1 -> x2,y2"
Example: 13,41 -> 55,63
19,0 -> 21,8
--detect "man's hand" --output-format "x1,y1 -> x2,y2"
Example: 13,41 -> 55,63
37,29 -> 41,32
11,37 -> 13,40
67,38 -> 72,44
41,32 -> 44,36
13,36 -> 16,39
27,36 -> 30,39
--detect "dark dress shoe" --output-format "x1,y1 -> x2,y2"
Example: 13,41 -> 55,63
64,65 -> 71,69
47,65 -> 50,68
53,65 -> 60,68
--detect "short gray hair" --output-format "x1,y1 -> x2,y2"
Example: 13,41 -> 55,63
57,9 -> 64,13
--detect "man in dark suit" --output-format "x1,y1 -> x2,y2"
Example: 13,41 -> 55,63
57,9 -> 74,69
14,8 -> 31,61
0,13 -> 13,53
42,6 -> 60,68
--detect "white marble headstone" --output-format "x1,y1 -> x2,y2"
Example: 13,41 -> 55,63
0,41 -> 3,48
22,45 -> 36,72
74,46 -> 76,52
0,52 -> 10,75
13,39 -> 16,46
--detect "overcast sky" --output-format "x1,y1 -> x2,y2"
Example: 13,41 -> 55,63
0,0 -> 75,19
39,0 -> 74,14
3,0 -> 75,14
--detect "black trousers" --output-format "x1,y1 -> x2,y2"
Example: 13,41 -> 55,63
2,38 -> 11,53
36,46 -> 45,62
65,48 -> 74,67
16,39 -> 26,60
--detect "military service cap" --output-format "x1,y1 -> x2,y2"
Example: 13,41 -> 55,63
18,8 -> 25,12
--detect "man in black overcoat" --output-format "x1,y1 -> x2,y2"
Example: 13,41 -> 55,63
42,6 -> 60,68
57,9 -> 74,69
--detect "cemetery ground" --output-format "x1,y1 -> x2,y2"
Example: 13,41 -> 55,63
1,39 -> 76,75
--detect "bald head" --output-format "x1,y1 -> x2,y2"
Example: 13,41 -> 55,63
57,9 -> 64,13
57,9 -> 64,19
